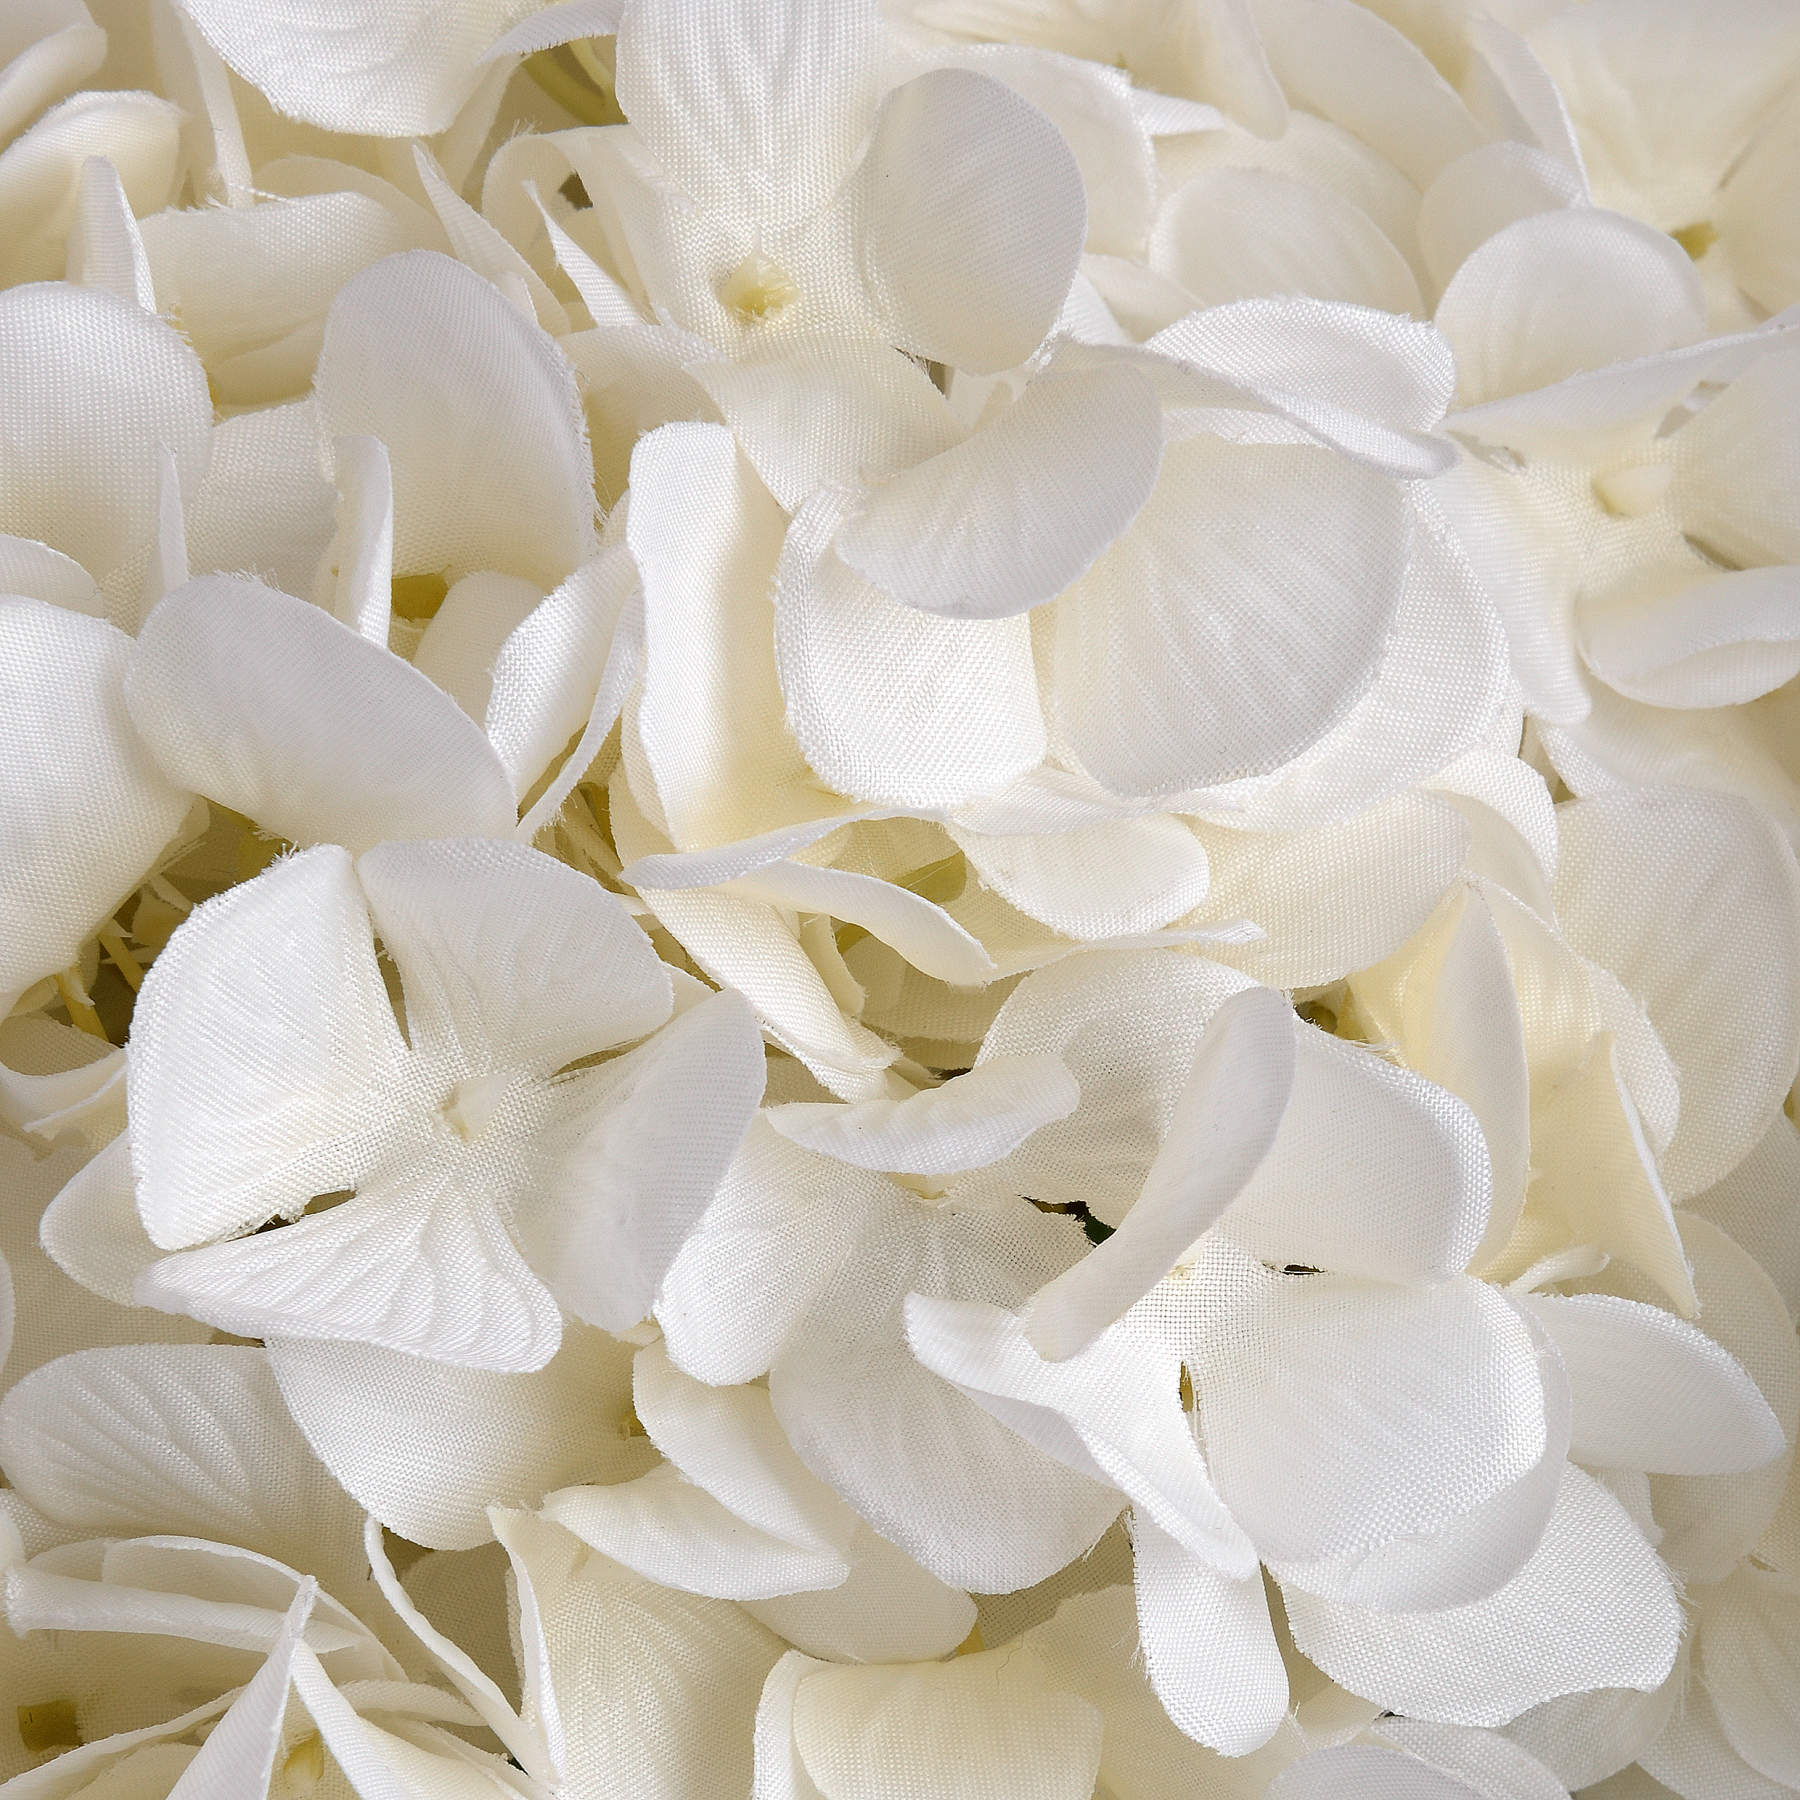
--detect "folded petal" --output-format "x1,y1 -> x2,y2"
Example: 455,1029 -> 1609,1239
267,1326 -> 649,1551
904,1293 -> 1253,1574
767,1056 -> 1075,1179
859,67 -> 1086,374
354,836 -> 671,1071
127,576 -> 518,852
1026,986 -> 1295,1360
1131,1513 -> 1288,1756
836,362 -> 1163,620
127,845 -> 411,1249
519,989 -> 766,1333
1227,1025 -> 1491,1283
1284,1466 -> 1681,1725
315,251 -> 595,587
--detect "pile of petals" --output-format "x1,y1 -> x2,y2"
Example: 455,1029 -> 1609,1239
1,0 -> 1798,1794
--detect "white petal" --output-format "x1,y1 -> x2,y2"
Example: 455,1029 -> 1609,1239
0,278 -> 210,583
0,1344 -> 364,1589
1284,1466 -> 1681,1726
630,423 -> 829,848
0,600 -> 190,1000
1416,141 -> 1585,297
1048,435 -> 1405,798
127,576 -> 518,852
1553,786 -> 1800,1199
137,1161 -> 565,1373
412,572 -> 543,723
1580,565 -> 1800,710
1641,1651 -> 1794,1800
1152,167 -> 1420,315
1504,1682 -> 1677,1793
1229,1025 -> 1491,1283
1690,1113 -> 1800,1321
323,434 -> 395,647
492,1508 -> 784,1800
860,67 -> 1085,374
126,845 -> 409,1249
837,361 -> 1163,621
767,1054 -> 1079,1178
1518,1291 -> 1784,1476
613,0 -> 882,230
544,1464 -> 850,1601
1132,1513 -> 1287,1756
656,1120 -> 887,1387
1647,1214 -> 1800,1583
902,1293 -> 1252,1574
267,1326 -> 649,1552
173,0 -> 521,135
949,812 -> 1211,940
315,251 -> 595,588
66,153 -> 155,312
775,1202 -> 1127,1591
775,489 -> 1046,807
354,836 -> 670,1070
1193,1272 -> 1548,1564
0,3 -> 105,145
744,1523 -> 976,1665
37,1132 -> 167,1309
1435,209 -> 1704,407
1026,987 -> 1295,1360
519,989 -> 766,1333
1700,1564 -> 1800,1788
695,340 -> 961,516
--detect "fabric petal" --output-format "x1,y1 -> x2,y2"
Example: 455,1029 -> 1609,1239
1517,1290 -> 1784,1476
1553,786 -> 1800,1199
766,1055 -> 1076,1178
1284,1466 -> 1681,1726
266,1326 -> 649,1551
315,251 -> 595,588
354,835 -> 671,1071
775,489 -> 1046,807
127,576 -> 518,852
1700,1564 -> 1800,1788
0,599 -> 190,1001
1435,209 -> 1705,407
1131,1513 -> 1287,1756
1047,435 -> 1406,798
1025,987 -> 1295,1360
126,845 -> 410,1249
518,989 -> 766,1333
859,67 -> 1085,374
836,361 -> 1163,620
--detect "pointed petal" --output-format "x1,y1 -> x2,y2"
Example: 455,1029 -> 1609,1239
126,576 -> 518,852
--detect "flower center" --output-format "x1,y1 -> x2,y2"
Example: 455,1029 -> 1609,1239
441,1071 -> 518,1142
720,250 -> 799,321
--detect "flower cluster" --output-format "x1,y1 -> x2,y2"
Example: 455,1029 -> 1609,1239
0,0 -> 1797,1795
